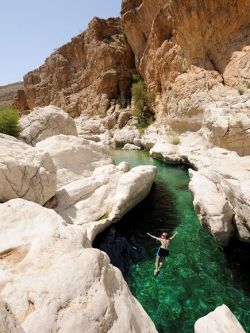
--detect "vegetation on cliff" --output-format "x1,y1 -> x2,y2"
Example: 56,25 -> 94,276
0,106 -> 21,137
131,74 -> 155,128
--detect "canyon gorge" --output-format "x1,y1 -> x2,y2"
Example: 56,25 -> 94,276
1,0 -> 250,332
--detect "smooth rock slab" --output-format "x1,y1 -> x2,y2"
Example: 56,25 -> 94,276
189,169 -> 234,246
0,134 -> 56,205
55,163 -> 157,242
36,135 -> 112,187
0,199 -> 157,333
195,304 -> 246,333
20,105 -> 77,146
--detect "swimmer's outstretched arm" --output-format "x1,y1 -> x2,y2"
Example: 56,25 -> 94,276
146,233 -> 160,240
170,232 -> 178,240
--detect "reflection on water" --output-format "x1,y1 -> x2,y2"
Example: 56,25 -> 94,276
93,150 -> 250,333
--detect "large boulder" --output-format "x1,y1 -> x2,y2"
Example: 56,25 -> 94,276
189,169 -> 234,246
123,143 -> 141,150
113,126 -> 140,147
0,134 -> 56,205
195,305 -> 246,333
19,106 -> 77,146
0,199 -> 157,333
36,135 -> 112,187
55,163 -> 157,240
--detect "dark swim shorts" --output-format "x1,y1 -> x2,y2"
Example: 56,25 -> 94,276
156,248 -> 169,257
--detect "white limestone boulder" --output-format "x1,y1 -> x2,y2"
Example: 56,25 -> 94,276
0,134 -> 56,205
55,163 -> 157,241
36,135 -> 112,187
0,199 -> 157,333
195,304 -> 246,333
123,143 -> 141,150
113,126 -> 140,147
19,105 -> 77,146
150,143 -> 184,164
141,124 -> 173,149
75,115 -> 106,135
189,169 -> 234,246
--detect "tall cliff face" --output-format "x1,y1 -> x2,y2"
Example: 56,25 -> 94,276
121,0 -> 250,141
24,17 -> 135,117
122,0 -> 250,92
21,0 -> 250,155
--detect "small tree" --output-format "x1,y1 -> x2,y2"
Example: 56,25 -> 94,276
131,75 -> 155,128
0,105 -> 21,138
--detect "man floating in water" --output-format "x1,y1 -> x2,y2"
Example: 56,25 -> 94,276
147,231 -> 178,276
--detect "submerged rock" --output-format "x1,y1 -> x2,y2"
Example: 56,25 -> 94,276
195,304 -> 246,333
20,106 -> 77,146
0,134 -> 56,205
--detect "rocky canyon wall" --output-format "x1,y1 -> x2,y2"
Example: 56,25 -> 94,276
23,17 -> 135,117
20,0 -> 250,154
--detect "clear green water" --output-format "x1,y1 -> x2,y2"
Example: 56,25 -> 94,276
94,150 -> 250,333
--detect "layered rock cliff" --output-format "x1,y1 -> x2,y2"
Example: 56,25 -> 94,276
121,0 -> 250,145
20,0 -> 250,155
23,17 -> 135,117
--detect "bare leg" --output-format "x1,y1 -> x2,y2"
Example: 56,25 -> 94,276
158,256 -> 165,271
155,256 -> 160,270
154,256 -> 160,275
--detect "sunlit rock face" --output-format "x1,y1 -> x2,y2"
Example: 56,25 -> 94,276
0,199 -> 158,333
23,17 -> 135,117
195,304 -> 246,333
121,0 -> 250,93
0,134 -> 56,205
19,106 -> 77,146
36,134 -> 112,188
121,0 -> 250,153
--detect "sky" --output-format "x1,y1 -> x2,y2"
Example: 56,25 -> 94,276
0,0 -> 121,86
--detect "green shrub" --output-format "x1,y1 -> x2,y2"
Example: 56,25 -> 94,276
171,136 -> 181,145
238,88 -> 244,95
0,106 -> 21,138
131,76 -> 155,128
247,83 -> 250,89
168,85 -> 172,91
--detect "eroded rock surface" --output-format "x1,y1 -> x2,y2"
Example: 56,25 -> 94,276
195,304 -> 246,333
0,134 -> 56,205
149,133 -> 250,244
121,0 -> 250,154
20,106 -> 77,146
23,17 -> 135,117
36,135 -> 112,187
0,199 -> 157,333
0,300 -> 24,333
55,163 -> 157,236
